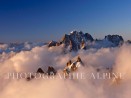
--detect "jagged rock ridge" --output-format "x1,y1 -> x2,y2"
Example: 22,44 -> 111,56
48,30 -> 124,51
105,35 -> 124,46
48,31 -> 94,51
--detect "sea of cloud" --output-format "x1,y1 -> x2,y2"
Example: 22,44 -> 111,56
0,43 -> 131,98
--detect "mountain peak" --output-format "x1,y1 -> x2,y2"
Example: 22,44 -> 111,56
60,31 -> 94,51
105,35 -> 124,46
47,30 -> 125,51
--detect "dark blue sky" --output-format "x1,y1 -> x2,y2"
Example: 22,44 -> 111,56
0,0 -> 131,42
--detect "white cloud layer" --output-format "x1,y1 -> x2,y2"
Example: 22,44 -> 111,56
0,44 -> 131,98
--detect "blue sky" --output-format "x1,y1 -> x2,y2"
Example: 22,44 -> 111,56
0,0 -> 131,42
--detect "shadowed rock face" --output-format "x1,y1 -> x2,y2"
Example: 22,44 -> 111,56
26,75 -> 35,81
61,31 -> 94,51
47,30 -> 125,51
127,40 -> 131,44
48,41 -> 58,47
105,35 -> 124,46
36,68 -> 44,74
47,66 -> 57,75
47,31 -> 94,51
26,67 -> 57,81
26,68 -> 44,81
77,56 -> 82,62
84,33 -> 94,42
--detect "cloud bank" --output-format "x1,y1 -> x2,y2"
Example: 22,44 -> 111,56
0,43 -> 131,98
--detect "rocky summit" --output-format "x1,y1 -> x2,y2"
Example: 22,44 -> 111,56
47,30 -> 124,51
105,35 -> 124,46
48,31 -> 94,51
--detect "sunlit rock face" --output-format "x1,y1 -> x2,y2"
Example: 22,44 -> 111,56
63,56 -> 84,77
